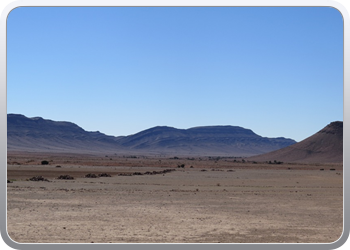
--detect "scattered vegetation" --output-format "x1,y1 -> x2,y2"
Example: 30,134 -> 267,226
233,158 -> 246,163
267,160 -> 283,165
98,173 -> 112,177
209,156 -> 221,161
85,172 -> 112,178
118,169 -> 176,176
57,175 -> 74,180
29,176 -> 50,182
177,164 -> 185,168
85,173 -> 98,178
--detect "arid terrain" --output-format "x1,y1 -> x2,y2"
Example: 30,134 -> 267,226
7,152 -> 343,243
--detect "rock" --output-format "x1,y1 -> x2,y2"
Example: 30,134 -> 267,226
29,176 -> 50,182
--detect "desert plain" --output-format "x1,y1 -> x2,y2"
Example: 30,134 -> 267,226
7,152 -> 343,243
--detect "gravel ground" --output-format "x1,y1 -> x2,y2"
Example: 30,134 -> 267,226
7,161 -> 343,243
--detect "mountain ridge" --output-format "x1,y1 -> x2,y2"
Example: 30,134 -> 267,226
7,113 -> 297,156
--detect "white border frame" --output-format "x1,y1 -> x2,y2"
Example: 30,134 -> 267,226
1,1 -> 348,249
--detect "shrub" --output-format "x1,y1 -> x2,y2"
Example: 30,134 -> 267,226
57,175 -> 74,180
41,160 -> 49,165
85,173 -> 98,178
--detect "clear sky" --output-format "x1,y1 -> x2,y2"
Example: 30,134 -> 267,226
7,7 -> 343,142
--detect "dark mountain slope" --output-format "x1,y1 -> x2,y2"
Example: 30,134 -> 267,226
7,114 -> 122,153
248,121 -> 343,163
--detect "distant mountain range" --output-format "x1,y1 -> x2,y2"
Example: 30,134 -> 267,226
248,121 -> 343,163
7,114 -> 296,157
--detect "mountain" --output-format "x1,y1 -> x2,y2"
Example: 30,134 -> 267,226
117,125 -> 296,156
7,114 -> 123,153
248,121 -> 343,163
7,114 -> 296,156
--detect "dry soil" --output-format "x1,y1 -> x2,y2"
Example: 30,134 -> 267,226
6,152 -> 343,243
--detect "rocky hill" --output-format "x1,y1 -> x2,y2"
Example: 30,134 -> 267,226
7,114 -> 296,156
248,121 -> 343,163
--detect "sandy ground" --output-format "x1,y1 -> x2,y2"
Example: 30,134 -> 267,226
6,153 -> 343,243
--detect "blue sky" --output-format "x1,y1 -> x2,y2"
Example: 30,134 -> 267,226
7,7 -> 343,142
